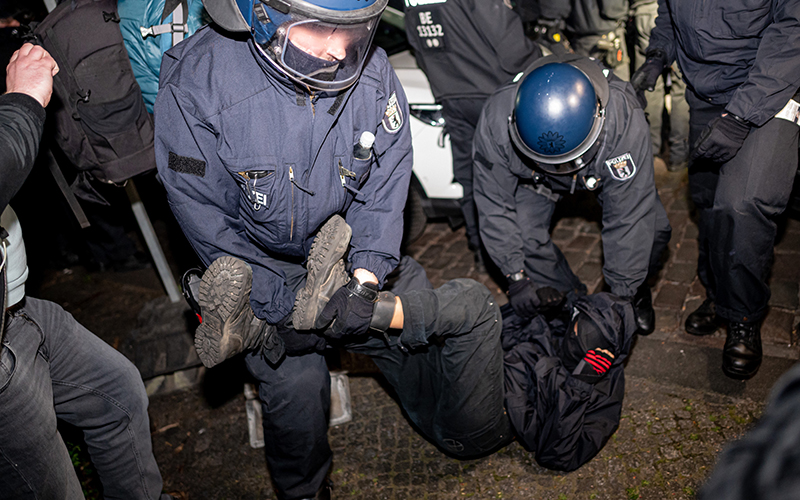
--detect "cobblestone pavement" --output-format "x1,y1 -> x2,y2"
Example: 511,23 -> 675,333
149,372 -> 761,500
38,162 -> 799,499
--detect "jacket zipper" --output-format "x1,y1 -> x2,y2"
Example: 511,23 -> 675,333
289,166 -> 295,240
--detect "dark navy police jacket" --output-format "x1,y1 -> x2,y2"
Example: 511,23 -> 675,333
473,64 -> 661,299
154,26 -> 413,324
648,0 -> 800,126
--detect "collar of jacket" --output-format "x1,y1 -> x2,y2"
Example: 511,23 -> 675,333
247,38 -> 352,108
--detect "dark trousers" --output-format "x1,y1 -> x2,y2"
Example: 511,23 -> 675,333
687,90 -> 799,323
0,298 -> 164,499
245,258 -> 510,499
441,97 -> 489,252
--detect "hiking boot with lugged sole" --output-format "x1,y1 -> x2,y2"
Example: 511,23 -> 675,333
195,256 -> 266,368
293,215 -> 352,330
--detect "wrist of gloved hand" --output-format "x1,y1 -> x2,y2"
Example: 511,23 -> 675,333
691,112 -> 751,164
316,279 -> 377,339
507,278 -> 540,319
275,313 -> 327,356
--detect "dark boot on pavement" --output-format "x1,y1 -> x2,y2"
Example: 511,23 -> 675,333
293,215 -> 352,330
633,284 -> 655,335
195,256 -> 269,368
722,322 -> 762,380
685,298 -> 720,336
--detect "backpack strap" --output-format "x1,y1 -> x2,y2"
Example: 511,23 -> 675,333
44,147 -> 91,229
140,0 -> 189,46
45,26 -> 91,106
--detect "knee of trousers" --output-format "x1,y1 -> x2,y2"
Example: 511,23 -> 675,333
430,279 -> 501,342
104,358 -> 150,423
434,412 -> 513,459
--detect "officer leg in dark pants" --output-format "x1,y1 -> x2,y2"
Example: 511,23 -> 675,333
685,89 -> 800,379
243,257 -> 333,500
440,97 -> 489,262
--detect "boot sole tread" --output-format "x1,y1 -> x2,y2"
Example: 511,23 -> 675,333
293,216 -> 352,330
195,256 -> 252,368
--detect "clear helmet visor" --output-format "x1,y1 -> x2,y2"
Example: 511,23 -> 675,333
254,4 -> 381,91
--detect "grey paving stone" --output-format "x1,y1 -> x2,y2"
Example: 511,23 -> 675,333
654,283 -> 690,309
664,262 -> 697,285
768,280 -> 799,310
569,234 -> 600,252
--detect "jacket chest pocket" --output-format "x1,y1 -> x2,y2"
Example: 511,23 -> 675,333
238,169 -> 276,212
710,1 -> 772,38
221,156 -> 279,219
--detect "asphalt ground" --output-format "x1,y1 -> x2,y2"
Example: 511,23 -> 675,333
33,160 -> 799,499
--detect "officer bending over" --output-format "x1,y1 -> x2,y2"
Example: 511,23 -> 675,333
474,54 -> 671,335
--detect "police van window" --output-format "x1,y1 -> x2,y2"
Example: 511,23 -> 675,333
373,3 -> 409,56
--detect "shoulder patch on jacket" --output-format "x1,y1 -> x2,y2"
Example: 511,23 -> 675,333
168,152 -> 206,177
382,92 -> 404,134
605,153 -> 636,181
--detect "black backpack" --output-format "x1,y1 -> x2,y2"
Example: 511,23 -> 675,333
33,0 -> 155,185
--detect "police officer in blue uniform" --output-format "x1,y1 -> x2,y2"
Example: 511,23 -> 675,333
634,0 -> 800,380
473,54 -> 671,334
154,0 -> 415,497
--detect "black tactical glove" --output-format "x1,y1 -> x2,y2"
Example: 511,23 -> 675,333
692,112 -> 751,164
630,49 -> 667,108
536,285 -> 566,314
274,313 -> 326,358
316,279 -> 377,339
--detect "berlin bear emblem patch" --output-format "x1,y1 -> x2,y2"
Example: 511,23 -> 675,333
605,153 -> 636,181
382,92 -> 404,134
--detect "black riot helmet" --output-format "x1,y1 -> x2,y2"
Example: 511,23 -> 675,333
202,0 -> 388,91
509,54 -> 610,175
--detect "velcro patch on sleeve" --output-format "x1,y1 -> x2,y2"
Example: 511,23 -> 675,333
474,150 -> 493,171
168,152 -> 206,177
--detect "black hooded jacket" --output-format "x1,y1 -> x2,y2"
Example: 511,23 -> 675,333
502,292 -> 636,471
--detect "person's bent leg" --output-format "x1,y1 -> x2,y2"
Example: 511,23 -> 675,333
0,302 -> 85,499
245,352 -> 331,500
24,298 -> 164,500
349,279 -> 511,458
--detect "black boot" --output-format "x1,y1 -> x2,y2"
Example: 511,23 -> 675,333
685,298 -> 720,336
633,284 -> 655,335
722,322 -> 762,380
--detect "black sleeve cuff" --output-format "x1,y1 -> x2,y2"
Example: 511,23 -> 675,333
0,93 -> 47,127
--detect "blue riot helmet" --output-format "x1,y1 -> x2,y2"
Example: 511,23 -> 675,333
202,0 -> 387,91
509,55 -> 610,175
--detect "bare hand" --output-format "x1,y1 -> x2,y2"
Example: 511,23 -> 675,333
6,43 -> 59,108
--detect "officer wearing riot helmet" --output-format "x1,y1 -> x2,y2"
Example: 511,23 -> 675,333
403,0 -> 541,269
155,0 -> 414,497
633,0 -> 800,380
473,54 -> 671,334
